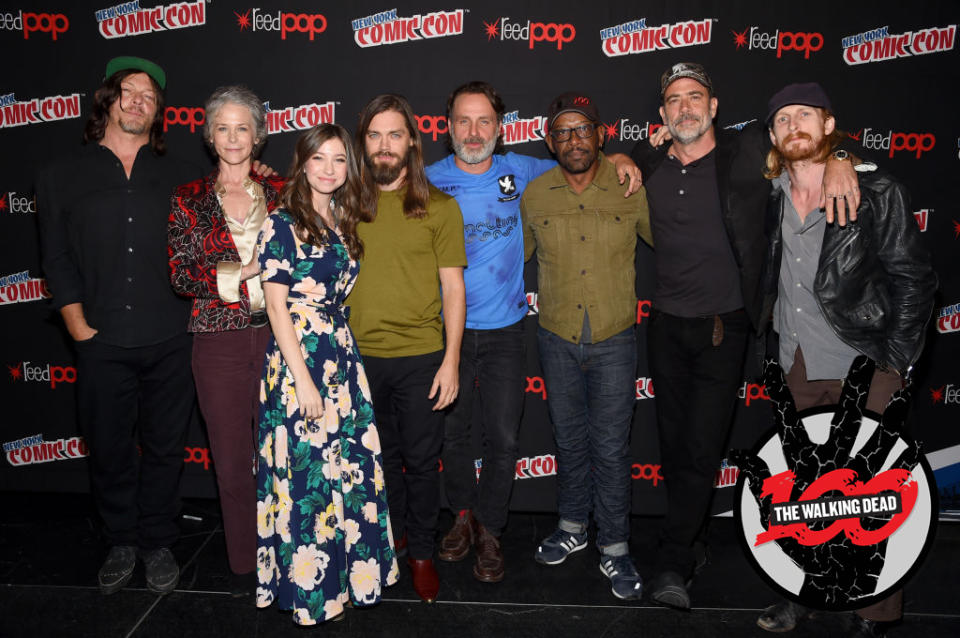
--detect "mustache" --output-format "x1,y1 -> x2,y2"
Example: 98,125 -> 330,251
460,136 -> 486,145
784,132 -> 812,143
371,152 -> 399,160
672,113 -> 701,126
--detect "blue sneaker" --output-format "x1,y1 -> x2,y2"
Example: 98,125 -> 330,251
535,528 -> 588,565
599,554 -> 643,600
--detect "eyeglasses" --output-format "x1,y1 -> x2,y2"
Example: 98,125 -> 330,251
549,123 -> 597,142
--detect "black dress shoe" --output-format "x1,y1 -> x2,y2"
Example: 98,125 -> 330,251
229,571 -> 255,598
140,547 -> 179,595
649,571 -> 690,610
757,601 -> 814,632
846,614 -> 893,638
98,545 -> 137,595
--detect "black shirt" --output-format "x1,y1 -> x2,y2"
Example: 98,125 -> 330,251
37,143 -> 196,347
643,149 -> 743,317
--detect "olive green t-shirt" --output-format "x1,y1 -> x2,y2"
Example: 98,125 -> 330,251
348,185 -> 466,358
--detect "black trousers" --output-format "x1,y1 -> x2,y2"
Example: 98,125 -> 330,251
441,321 -> 525,536
648,308 -> 749,576
75,332 -> 194,549
363,350 -> 445,560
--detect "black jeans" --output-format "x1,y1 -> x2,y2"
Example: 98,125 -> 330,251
363,350 -> 445,560
75,332 -> 194,549
648,308 -> 749,576
441,320 -> 525,536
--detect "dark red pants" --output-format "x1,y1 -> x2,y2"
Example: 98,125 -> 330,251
192,326 -> 271,575
785,347 -> 903,622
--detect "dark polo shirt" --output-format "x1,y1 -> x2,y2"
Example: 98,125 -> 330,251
644,149 -> 743,317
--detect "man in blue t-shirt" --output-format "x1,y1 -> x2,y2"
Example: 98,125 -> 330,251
425,82 -> 640,586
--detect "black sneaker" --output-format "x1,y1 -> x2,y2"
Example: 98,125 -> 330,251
140,547 -> 179,595
98,545 -> 136,595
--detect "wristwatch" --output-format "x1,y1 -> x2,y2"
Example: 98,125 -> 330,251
832,150 -> 850,161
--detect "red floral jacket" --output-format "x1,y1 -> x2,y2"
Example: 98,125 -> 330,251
168,170 -> 284,332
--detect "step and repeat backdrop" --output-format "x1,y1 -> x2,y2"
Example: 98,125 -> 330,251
1,0 -> 958,518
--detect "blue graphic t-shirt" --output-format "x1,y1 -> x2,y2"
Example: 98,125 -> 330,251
426,152 -> 555,330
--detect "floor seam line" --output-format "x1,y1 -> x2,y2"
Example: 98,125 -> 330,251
123,525 -> 222,638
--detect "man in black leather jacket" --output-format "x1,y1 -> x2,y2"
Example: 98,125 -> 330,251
755,82 -> 936,638
630,63 -> 862,611
759,83 -> 937,379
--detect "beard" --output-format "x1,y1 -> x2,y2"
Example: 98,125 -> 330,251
118,117 -> 149,135
451,134 -> 497,165
366,148 -> 408,185
779,132 -> 829,162
666,112 -> 711,145
555,143 -> 597,174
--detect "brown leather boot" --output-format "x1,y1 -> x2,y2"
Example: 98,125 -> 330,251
473,523 -> 504,583
438,510 -> 476,562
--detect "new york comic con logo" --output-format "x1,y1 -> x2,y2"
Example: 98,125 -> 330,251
482,16 -> 576,50
351,7 -> 464,48
841,24 -> 955,65
0,270 -> 50,305
599,17 -> 712,57
95,0 -> 206,39
936,301 -> 960,335
732,358 -> 936,611
0,92 -> 81,129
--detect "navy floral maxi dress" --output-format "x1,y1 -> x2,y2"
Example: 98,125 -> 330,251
255,210 -> 398,625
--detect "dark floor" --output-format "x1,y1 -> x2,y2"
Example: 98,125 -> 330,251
0,494 -> 957,638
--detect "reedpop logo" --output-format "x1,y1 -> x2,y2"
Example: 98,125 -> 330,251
0,10 -> 69,39
849,127 -> 935,159
483,17 -> 576,50
731,26 -> 823,58
234,8 -> 327,40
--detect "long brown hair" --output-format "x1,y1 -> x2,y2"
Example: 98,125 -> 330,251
355,94 -> 430,220
764,109 -> 847,179
82,69 -> 166,154
281,124 -> 367,260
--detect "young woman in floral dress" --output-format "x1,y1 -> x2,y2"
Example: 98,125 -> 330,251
255,124 -> 398,625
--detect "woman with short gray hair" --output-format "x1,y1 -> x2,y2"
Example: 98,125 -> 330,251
167,85 -> 283,598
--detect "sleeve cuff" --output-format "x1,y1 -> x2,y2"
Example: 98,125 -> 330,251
216,261 -> 241,303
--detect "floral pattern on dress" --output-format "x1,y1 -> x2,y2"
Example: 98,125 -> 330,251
255,210 -> 398,625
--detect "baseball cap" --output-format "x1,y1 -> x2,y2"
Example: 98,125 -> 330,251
547,92 -> 599,126
105,56 -> 166,90
660,62 -> 712,96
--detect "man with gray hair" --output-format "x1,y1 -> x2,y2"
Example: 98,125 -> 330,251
631,63 -> 862,609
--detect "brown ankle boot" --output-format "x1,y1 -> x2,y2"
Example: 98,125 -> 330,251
439,510 -> 476,562
473,523 -> 504,583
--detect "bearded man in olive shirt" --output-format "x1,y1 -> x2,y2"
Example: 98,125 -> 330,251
348,94 -> 466,604
520,93 -> 652,601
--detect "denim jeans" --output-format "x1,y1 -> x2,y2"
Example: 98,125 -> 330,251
442,320 -> 525,536
537,326 -> 637,553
